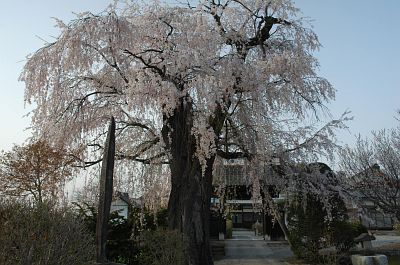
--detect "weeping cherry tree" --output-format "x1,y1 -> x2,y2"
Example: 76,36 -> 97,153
21,1 -> 348,264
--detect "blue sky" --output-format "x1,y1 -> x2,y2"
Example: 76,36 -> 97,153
0,0 -> 399,154
297,0 -> 400,146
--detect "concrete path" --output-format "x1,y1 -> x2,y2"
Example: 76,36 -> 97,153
215,259 -> 290,265
215,229 -> 293,265
215,229 -> 400,264
371,230 -> 400,248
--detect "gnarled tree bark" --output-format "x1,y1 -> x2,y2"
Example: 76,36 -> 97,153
162,99 -> 224,265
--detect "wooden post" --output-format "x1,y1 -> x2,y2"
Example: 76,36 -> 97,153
96,117 -> 116,263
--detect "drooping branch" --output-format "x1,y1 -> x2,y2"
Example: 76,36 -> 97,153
64,89 -> 120,113
116,152 -> 168,165
283,113 -> 350,155
83,41 -> 130,84
123,49 -> 183,89
117,108 -> 158,137
216,115 -> 253,161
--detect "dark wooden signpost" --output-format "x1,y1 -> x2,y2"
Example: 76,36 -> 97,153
95,117 -> 120,264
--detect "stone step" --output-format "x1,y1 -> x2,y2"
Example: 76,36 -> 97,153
211,241 -> 226,258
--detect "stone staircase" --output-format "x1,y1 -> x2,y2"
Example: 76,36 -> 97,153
211,240 -> 225,259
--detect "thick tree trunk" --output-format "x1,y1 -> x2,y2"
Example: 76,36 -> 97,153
162,100 -> 216,265
168,156 -> 215,265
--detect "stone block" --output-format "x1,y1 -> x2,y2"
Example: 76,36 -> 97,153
351,254 -> 388,265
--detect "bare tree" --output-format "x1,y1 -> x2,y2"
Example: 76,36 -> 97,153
339,126 -> 400,221
21,1 -> 347,264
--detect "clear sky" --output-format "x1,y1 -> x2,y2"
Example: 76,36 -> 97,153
0,0 -> 399,153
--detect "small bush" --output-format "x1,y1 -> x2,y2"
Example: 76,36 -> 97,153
350,221 -> 368,236
394,223 -> 400,235
136,228 -> 187,265
75,202 -> 138,264
329,221 -> 356,252
75,203 -> 171,265
226,219 -> 233,239
107,214 -> 137,264
330,221 -> 368,252
287,192 -> 356,263
287,194 -> 328,263
0,200 -> 94,265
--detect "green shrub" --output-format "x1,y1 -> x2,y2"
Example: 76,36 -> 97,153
287,193 -> 354,263
74,203 -> 170,265
226,219 -> 233,239
393,223 -> 400,235
287,194 -> 328,262
75,202 -> 139,264
136,228 -> 187,265
329,221 -> 356,252
0,200 -> 94,265
107,214 -> 137,264
329,221 -> 368,253
351,221 -> 368,236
